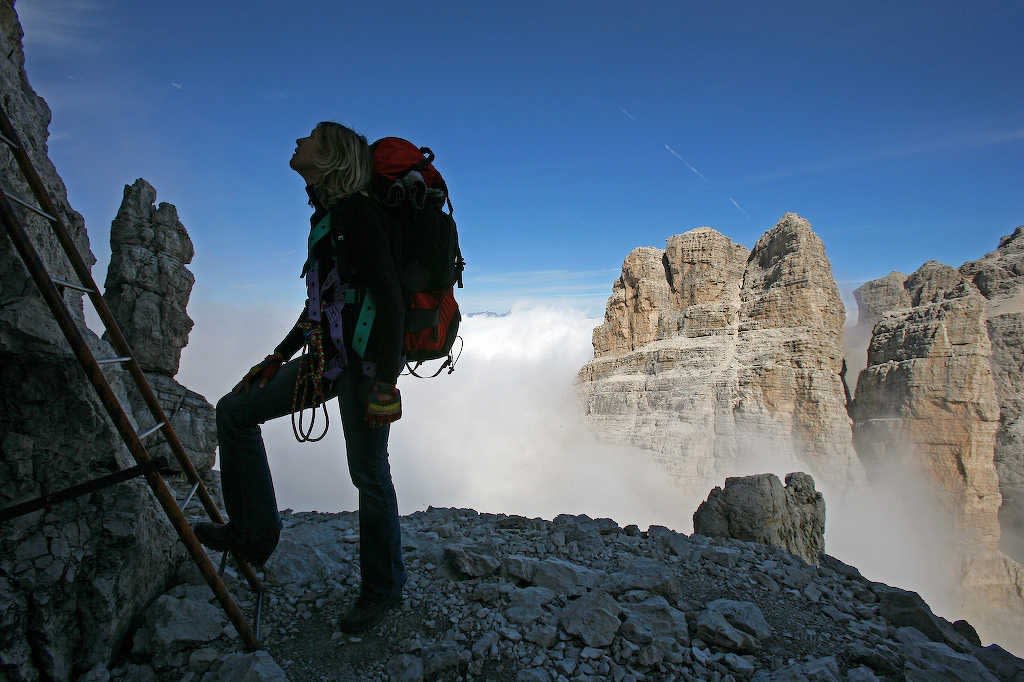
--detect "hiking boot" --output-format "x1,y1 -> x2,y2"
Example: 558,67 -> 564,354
193,521 -> 233,552
193,522 -> 279,568
337,593 -> 402,634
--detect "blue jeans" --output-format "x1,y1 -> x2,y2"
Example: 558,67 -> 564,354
215,354 -> 406,599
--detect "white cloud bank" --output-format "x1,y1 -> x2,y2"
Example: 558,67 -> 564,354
178,302 -> 687,530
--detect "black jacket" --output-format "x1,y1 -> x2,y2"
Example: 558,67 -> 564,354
274,185 -> 405,384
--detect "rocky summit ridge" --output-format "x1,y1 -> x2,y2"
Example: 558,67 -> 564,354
76,498 -> 1024,681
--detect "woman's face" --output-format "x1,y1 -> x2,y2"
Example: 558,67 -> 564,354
289,126 -> 320,175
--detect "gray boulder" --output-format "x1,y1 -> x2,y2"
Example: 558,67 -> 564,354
620,595 -> 689,646
897,627 -> 998,681
693,472 -> 825,564
131,594 -> 225,669
695,599 -> 772,653
559,590 -> 621,647
531,557 -> 602,595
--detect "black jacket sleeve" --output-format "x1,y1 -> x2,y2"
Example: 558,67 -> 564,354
337,197 -> 405,384
273,307 -> 307,360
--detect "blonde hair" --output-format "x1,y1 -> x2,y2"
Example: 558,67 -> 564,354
310,121 -> 373,208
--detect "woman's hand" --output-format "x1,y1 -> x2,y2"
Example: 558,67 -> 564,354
232,353 -> 285,393
365,381 -> 402,428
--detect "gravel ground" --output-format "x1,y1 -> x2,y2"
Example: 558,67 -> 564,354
98,507 -> 1023,681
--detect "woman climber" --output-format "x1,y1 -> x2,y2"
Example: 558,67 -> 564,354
193,121 -> 407,634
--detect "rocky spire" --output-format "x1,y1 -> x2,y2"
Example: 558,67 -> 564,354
103,178 -> 196,376
578,213 -> 864,496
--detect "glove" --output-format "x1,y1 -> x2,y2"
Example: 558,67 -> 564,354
365,381 -> 402,428
232,353 -> 284,393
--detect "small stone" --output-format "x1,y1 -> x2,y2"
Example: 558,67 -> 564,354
385,653 -> 424,682
723,653 -> 755,674
803,583 -> 822,602
525,624 -> 559,648
500,627 -> 523,642
214,651 -> 287,681
187,647 -> 220,671
422,642 -> 460,677
472,632 -> 499,658
445,545 -> 500,578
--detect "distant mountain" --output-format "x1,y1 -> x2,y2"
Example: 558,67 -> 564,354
466,311 -> 511,318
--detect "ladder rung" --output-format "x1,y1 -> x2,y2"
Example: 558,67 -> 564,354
0,132 -> 18,150
51,277 -> 96,294
97,356 -> 133,366
181,480 -> 200,510
3,188 -> 57,222
255,591 -> 265,641
0,462 -> 153,522
138,422 -> 166,439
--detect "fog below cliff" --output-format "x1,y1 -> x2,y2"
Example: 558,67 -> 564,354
177,303 -> 967,626
178,303 -> 687,529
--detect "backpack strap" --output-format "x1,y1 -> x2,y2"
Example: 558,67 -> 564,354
352,290 -> 376,358
320,204 -> 375,359
406,358 -> 452,379
302,212 -> 332,277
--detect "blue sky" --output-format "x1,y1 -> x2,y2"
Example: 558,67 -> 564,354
16,0 -> 1024,315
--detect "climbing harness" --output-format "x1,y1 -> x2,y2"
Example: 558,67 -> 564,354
290,210 -> 382,441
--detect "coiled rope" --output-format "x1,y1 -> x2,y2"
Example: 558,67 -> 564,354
291,321 -> 330,442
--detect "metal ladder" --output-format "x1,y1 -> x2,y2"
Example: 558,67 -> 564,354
0,104 -> 266,650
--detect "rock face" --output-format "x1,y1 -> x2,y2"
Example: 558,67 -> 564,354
578,213 -> 864,495
852,231 -> 1024,563
851,230 -> 1024,654
853,292 -> 1002,548
591,228 -> 749,356
0,6 -> 215,679
692,472 -> 825,565
85,506 -> 1024,679
846,272 -> 910,389
853,272 -> 911,330
1,6 -> 177,679
962,226 -> 1024,564
102,180 -> 215,473
987,311 -> 1024,562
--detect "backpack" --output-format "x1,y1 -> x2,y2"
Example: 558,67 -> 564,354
369,137 -> 465,378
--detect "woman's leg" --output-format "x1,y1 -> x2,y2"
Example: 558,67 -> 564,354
216,358 -> 309,542
339,369 -> 406,600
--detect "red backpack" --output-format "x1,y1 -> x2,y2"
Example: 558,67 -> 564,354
370,137 -> 465,377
